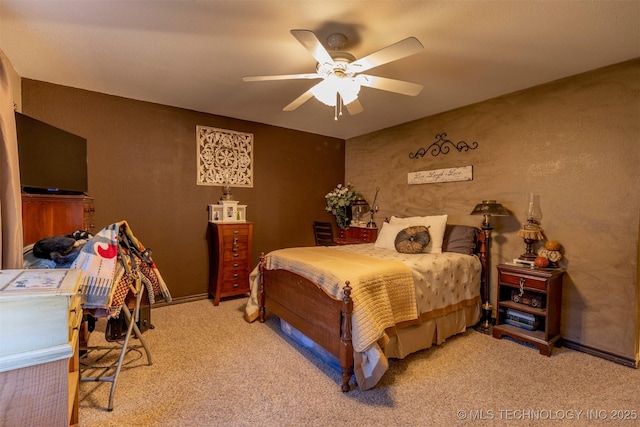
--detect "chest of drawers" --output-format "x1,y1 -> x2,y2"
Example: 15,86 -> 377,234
208,222 -> 254,305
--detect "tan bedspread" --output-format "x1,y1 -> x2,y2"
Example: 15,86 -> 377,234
245,246 -> 417,352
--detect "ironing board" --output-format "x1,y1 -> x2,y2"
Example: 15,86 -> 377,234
71,221 -> 171,411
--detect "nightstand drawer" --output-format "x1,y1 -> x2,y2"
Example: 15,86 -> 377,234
499,271 -> 548,291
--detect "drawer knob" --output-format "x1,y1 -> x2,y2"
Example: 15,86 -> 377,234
233,283 -> 239,288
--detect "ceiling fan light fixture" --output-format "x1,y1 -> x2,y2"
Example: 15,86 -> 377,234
311,76 -> 360,107
243,29 -> 424,118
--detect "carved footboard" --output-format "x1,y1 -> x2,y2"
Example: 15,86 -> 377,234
258,254 -> 354,392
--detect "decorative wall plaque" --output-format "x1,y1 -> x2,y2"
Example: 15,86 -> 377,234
197,126 -> 253,187
408,166 -> 473,184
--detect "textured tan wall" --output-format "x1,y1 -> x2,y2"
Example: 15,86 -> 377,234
21,80 -> 344,300
346,59 -> 640,360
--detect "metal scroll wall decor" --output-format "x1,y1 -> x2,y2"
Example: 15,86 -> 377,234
196,126 -> 254,187
409,132 -> 478,158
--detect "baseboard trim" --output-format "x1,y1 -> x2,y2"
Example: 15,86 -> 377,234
153,293 -> 210,308
562,339 -> 638,369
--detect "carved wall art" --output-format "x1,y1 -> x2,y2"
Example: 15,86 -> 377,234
409,132 -> 478,158
197,126 -> 253,187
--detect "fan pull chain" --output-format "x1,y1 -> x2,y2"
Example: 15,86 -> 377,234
334,92 -> 344,121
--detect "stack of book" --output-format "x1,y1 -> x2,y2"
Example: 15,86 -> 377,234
505,308 -> 539,331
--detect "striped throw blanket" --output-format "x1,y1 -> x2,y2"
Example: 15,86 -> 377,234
71,221 -> 171,318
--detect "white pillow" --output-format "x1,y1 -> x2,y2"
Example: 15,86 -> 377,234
389,214 -> 448,254
374,222 -> 407,250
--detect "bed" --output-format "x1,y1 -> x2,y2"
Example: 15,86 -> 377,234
244,215 -> 487,391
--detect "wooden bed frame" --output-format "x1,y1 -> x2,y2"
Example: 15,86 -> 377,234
258,228 -> 487,392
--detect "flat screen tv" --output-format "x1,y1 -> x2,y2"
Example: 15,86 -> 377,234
15,112 -> 88,195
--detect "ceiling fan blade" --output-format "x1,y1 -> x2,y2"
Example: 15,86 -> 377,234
243,73 -> 320,82
283,82 -> 323,111
349,37 -> 424,73
345,98 -> 363,115
290,29 -> 335,66
357,74 -> 423,96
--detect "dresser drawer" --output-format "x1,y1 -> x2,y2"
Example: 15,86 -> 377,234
223,237 -> 249,249
221,272 -> 250,293
223,248 -> 249,262
224,260 -> 248,270
223,235 -> 249,249
222,226 -> 251,239
68,295 -> 83,341
222,268 -> 248,281
499,270 -> 548,291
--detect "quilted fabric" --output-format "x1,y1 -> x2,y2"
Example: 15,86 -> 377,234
394,226 -> 431,254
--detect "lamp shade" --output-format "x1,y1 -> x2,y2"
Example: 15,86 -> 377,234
470,200 -> 509,217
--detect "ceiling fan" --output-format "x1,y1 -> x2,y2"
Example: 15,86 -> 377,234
243,30 -> 424,120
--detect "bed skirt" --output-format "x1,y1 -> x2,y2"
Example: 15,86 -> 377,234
279,301 -> 481,389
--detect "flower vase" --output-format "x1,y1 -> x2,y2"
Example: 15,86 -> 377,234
336,206 -> 352,230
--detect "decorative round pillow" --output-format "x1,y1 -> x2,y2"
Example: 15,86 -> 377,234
394,226 -> 431,254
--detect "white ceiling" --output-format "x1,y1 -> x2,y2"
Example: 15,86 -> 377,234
1,1 -> 638,140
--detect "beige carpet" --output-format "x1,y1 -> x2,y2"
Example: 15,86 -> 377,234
79,298 -> 639,427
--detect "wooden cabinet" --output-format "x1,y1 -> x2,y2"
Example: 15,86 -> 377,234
208,222 -> 254,305
0,269 -> 82,426
492,264 -> 565,356
336,226 -> 378,244
21,193 -> 95,245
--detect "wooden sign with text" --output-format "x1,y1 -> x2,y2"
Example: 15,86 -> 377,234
408,166 -> 473,184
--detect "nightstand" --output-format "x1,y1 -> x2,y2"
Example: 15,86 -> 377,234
207,222 -> 254,305
492,264 -> 564,356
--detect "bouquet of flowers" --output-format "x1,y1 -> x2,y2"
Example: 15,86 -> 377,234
325,183 -> 359,230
